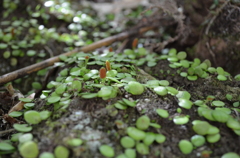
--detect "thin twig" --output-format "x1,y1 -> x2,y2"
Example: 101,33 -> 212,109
206,42 -> 217,65
0,128 -> 16,136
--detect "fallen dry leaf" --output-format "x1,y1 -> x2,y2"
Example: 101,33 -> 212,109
8,93 -> 35,114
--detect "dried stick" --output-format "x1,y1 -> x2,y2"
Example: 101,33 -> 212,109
0,25 -> 156,85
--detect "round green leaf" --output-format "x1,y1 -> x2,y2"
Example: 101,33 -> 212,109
226,117 -> 240,130
99,145 -> 115,158
178,98 -> 193,109
39,111 -> 51,120
24,103 -> 35,109
125,148 -> 136,158
19,133 -> 33,143
154,86 -> 168,96
54,145 -> 69,158
155,134 -> 166,143
67,138 -> 83,147
26,50 -> 36,57
191,135 -> 205,147
3,51 -> 11,59
136,115 -> 150,130
212,100 -> 225,107
143,132 -> 155,146
32,82 -> 42,90
177,51 -> 187,60
19,141 -> 39,158
127,127 -> 146,141
221,152 -> 240,158
13,124 -> 32,132
39,152 -> 55,158
192,121 -> 210,135
211,110 -> 229,123
187,75 -> 198,81
136,143 -> 149,155
207,125 -> 219,135
120,136 -> 135,148
217,75 -> 227,81
47,96 -> 61,104
24,110 -> 42,124
178,140 -> 193,154
128,81 -> 144,95
156,109 -> 169,118
173,115 -> 189,125
206,133 -> 221,143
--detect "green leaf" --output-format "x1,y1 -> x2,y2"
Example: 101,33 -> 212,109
24,110 -> 42,124
81,93 -> 98,99
3,51 -> 11,59
32,82 -> 42,89
127,127 -> 146,141
8,111 -> 23,117
178,98 -> 193,109
47,96 -> 61,104
19,141 -> 39,158
0,142 -> 15,150
156,109 -> 169,118
120,136 -> 135,148
128,81 -> 144,95
39,111 -> 51,120
191,135 -> 205,147
178,140 -> 193,154
136,115 -> 150,130
212,100 -> 225,107
136,143 -> 149,155
54,145 -> 69,158
13,124 -> 32,132
99,145 -> 115,158
0,43 -> 8,49
67,138 -> 83,147
27,50 -> 36,56
192,121 -> 210,135
173,115 -> 189,125
155,134 -> 166,143
19,98 -> 33,102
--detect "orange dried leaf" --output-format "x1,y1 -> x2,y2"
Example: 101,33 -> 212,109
132,38 -> 138,49
99,67 -> 106,79
106,60 -> 111,71
109,47 -> 113,52
3,114 -> 20,124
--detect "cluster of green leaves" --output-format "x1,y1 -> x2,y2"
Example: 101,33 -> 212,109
0,97 -> 52,157
100,115 -> 164,158
161,48 -> 233,81
1,0 -> 122,93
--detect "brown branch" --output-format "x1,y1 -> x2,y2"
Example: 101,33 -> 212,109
0,25 -> 156,85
